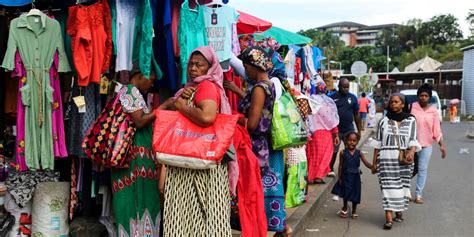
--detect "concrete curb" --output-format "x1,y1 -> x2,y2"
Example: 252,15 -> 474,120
288,129 -> 375,236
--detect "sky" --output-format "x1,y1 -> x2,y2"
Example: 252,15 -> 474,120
228,0 -> 472,37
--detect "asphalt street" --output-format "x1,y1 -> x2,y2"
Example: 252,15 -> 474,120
298,122 -> 473,237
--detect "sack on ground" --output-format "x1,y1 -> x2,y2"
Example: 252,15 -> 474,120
31,182 -> 70,237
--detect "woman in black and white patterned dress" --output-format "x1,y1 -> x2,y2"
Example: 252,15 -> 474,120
371,93 -> 421,230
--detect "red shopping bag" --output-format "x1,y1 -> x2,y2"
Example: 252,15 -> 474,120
152,110 -> 238,169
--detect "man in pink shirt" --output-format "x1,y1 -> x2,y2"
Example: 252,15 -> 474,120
358,93 -> 370,131
410,84 -> 446,204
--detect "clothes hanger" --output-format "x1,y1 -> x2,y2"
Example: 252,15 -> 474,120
27,2 -> 42,16
206,0 -> 223,8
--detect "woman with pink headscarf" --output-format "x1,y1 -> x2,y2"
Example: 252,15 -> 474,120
159,46 -> 233,236
306,80 -> 340,184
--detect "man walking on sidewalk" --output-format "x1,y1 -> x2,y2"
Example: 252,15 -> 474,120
329,78 -> 363,180
358,92 -> 370,131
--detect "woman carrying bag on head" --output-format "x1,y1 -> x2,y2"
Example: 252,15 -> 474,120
371,93 -> 421,230
159,46 -> 233,236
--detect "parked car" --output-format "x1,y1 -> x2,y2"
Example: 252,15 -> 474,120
400,89 -> 446,122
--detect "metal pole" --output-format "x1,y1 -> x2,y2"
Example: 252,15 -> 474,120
386,46 -> 389,80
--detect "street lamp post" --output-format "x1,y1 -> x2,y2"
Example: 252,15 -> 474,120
329,60 -> 342,77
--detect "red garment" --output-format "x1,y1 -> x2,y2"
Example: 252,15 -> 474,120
223,69 -> 241,113
294,57 -> 302,85
306,129 -> 336,181
358,97 -> 369,113
171,0 -> 181,57
67,1 -> 112,86
234,124 -> 267,237
194,80 -> 220,106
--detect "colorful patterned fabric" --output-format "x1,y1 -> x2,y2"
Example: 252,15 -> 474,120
238,79 -> 275,167
285,146 -> 308,208
111,85 -> 160,236
262,149 -> 286,231
238,46 -> 273,72
164,165 -> 231,237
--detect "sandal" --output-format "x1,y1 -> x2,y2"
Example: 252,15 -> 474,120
383,222 -> 393,230
337,209 -> 348,218
351,214 -> 359,219
314,179 -> 326,184
394,213 -> 404,222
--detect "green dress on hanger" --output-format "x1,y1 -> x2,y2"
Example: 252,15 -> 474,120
111,84 -> 161,236
1,12 -> 71,170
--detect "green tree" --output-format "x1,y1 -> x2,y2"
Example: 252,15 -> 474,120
419,14 -> 463,46
298,28 -> 345,62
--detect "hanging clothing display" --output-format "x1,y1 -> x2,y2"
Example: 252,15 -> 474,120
202,5 -> 239,62
303,45 -> 317,79
2,12 -> 71,170
178,1 -> 208,84
67,0 -> 112,86
152,0 -> 178,89
65,83 -> 102,157
13,51 -> 68,171
132,0 -> 153,78
115,0 -> 138,72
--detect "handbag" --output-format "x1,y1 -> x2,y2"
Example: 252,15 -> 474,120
271,90 -> 308,150
152,110 -> 238,169
82,87 -> 136,168
390,120 -> 414,166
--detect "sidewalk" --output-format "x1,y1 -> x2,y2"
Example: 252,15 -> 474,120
232,125 -> 377,237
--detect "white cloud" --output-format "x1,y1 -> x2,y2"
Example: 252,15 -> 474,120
228,0 -> 471,36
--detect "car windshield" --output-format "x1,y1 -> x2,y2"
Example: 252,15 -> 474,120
405,95 -> 439,109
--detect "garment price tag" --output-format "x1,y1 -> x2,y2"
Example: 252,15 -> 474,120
211,12 -> 218,25
34,18 -> 39,23
114,82 -> 123,93
100,76 -> 109,95
73,96 -> 86,113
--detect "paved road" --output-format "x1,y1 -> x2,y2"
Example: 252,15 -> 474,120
298,122 -> 473,237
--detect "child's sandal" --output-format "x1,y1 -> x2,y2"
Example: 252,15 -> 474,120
337,209 -> 348,218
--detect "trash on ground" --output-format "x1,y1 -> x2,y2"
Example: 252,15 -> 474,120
306,228 -> 320,232
459,148 -> 470,155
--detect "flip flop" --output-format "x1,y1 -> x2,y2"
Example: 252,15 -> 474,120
337,210 -> 348,218
314,179 -> 326,184
351,214 -> 359,219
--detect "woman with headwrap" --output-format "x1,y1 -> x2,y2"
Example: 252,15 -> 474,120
306,80 -> 340,184
225,46 -> 291,236
159,46 -> 233,236
111,67 -> 160,236
370,93 -> 421,230
409,83 -> 446,204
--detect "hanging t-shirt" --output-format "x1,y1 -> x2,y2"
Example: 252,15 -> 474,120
115,0 -> 138,72
202,5 -> 239,62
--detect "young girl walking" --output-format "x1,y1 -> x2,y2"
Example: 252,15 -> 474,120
331,132 -> 372,218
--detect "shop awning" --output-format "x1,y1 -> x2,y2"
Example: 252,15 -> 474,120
237,10 -> 272,34
0,0 -> 31,6
260,26 -> 312,45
